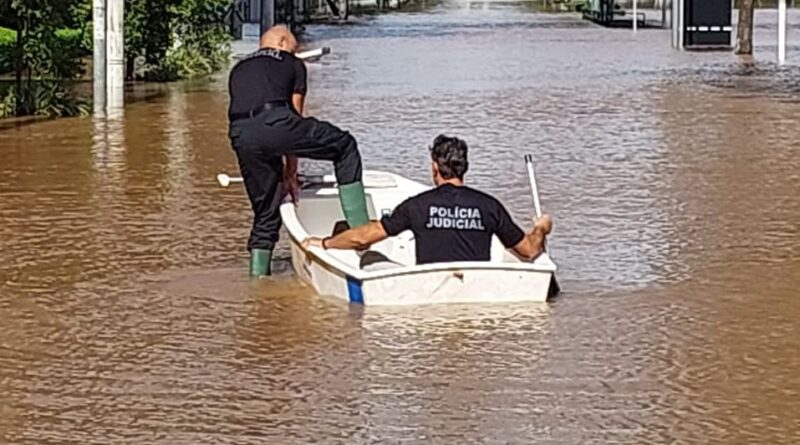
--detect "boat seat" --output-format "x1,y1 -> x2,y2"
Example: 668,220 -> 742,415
330,220 -> 403,271
331,220 -> 350,236
359,250 -> 403,271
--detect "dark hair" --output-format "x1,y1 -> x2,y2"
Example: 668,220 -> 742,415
430,135 -> 469,180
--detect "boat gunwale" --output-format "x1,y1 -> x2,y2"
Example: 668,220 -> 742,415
285,220 -> 557,283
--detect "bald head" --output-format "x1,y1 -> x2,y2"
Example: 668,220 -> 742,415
260,25 -> 298,53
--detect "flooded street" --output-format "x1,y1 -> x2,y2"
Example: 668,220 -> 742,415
1,3 -> 799,443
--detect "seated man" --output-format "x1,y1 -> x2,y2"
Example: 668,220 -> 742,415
302,135 -> 553,264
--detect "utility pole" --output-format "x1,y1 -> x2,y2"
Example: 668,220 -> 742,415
93,0 -> 106,115
106,0 -> 125,116
261,0 -> 275,34
671,0 -> 684,49
778,0 -> 787,64
678,0 -> 684,49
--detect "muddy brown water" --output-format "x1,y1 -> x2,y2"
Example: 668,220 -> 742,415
1,5 -> 799,444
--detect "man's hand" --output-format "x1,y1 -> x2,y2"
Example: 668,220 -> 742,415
302,237 -> 325,250
284,171 -> 300,204
512,214 -> 553,261
284,156 -> 300,204
533,214 -> 553,236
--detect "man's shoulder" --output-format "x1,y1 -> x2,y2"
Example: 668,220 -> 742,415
402,187 -> 445,205
405,185 -> 503,205
233,49 -> 295,69
460,185 -> 505,207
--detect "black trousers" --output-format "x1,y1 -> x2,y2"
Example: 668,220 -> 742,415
229,108 -> 363,251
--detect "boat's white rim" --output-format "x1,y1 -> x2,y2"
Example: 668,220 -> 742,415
298,242 -> 557,281
283,213 -> 557,282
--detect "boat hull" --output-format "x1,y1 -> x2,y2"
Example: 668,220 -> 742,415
288,235 -> 555,306
282,171 -> 558,306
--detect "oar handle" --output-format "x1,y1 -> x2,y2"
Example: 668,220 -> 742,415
525,154 -> 543,219
217,172 -> 330,188
296,47 -> 331,61
217,173 -> 244,187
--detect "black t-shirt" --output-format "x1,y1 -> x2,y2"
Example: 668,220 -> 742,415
381,184 -> 525,265
228,48 -> 307,118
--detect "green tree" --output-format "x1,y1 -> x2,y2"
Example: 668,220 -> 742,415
125,0 -> 179,79
166,0 -> 231,79
3,0 -> 88,117
735,0 -> 755,55
121,0 -> 232,80
1,0 -> 234,118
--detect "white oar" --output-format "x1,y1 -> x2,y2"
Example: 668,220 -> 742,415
216,173 -> 330,188
524,154 -> 561,296
217,173 -> 244,188
296,47 -> 331,61
216,172 -> 398,189
217,173 -> 336,187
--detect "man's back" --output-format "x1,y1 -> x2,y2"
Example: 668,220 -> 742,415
228,49 -> 306,117
381,184 -> 525,264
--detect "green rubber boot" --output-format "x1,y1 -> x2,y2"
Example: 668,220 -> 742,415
338,181 -> 370,228
249,248 -> 272,277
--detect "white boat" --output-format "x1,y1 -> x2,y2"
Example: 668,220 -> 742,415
279,171 -> 558,306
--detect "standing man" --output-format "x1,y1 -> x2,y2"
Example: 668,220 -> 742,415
228,25 -> 370,277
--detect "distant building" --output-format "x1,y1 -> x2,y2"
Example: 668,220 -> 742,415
230,0 -> 309,38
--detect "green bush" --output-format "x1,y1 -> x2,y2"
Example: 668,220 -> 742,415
164,41 -> 230,80
0,81 -> 89,118
55,28 -> 87,56
30,81 -> 91,117
166,0 -> 231,79
0,87 -> 15,118
0,27 -> 86,76
52,28 -> 87,79
0,27 -> 15,75
2,0 -> 89,117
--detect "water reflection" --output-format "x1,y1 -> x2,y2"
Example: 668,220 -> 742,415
91,115 -> 127,175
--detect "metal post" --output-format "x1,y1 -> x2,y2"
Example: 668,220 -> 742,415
106,0 -> 124,116
93,0 -> 106,115
671,0 -> 679,47
778,0 -> 787,64
678,0 -> 684,49
633,0 -> 638,32
260,0 -> 274,34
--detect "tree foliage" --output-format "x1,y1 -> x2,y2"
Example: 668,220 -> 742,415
2,0 -> 89,117
1,0 -> 232,117
124,0 -> 180,78
122,0 -> 232,80
165,0 -> 231,79
0,27 -> 15,74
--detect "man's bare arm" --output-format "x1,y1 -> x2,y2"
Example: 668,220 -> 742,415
512,215 -> 552,261
303,221 -> 389,251
292,93 -> 305,115
282,93 -> 305,202
284,155 -> 298,174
